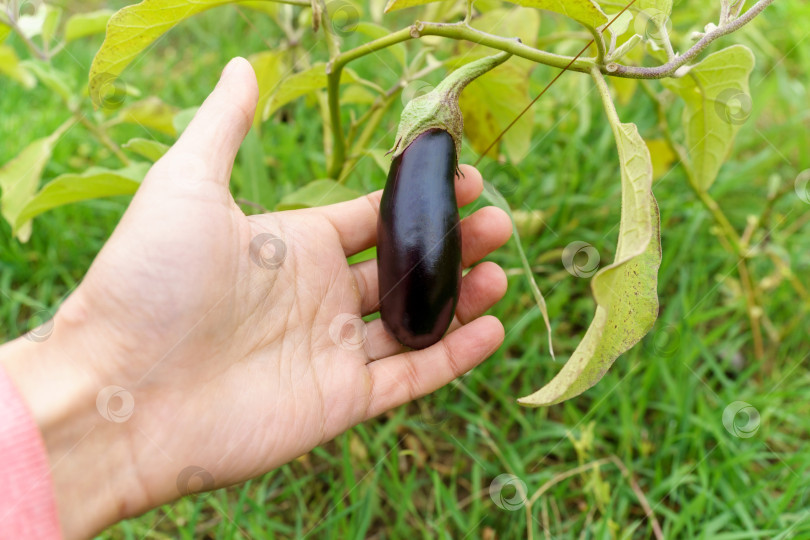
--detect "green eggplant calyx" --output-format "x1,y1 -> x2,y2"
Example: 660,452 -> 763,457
388,50 -> 512,161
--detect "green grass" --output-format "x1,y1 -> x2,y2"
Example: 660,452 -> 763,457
2,1 -> 810,538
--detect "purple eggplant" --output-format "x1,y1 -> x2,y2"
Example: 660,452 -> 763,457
377,128 -> 462,350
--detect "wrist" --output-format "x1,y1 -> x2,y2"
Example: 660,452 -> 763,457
0,291 -> 146,539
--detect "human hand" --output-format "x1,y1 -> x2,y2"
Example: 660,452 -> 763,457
1,58 -> 512,539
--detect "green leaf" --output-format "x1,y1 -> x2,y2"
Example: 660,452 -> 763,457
504,0 -> 608,28
456,8 -> 538,163
276,179 -> 362,211
364,148 -> 390,175
238,128 -> 274,210
264,63 -> 357,118
383,0 -> 437,13
0,45 -> 36,88
0,124 -> 70,242
519,122 -> 661,407
20,60 -> 73,101
249,49 -> 289,128
0,23 -> 11,44
110,96 -> 179,136
662,45 -> 755,191
173,107 -> 198,135
122,138 -> 169,162
42,5 -> 62,46
65,9 -> 114,42
237,1 -> 280,16
482,181 -> 555,358
15,163 -> 150,232
89,0 -> 272,95
639,0 -> 672,21
342,84 -> 379,105
606,10 -> 633,39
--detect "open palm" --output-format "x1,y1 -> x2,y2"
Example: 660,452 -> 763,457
63,58 -> 511,515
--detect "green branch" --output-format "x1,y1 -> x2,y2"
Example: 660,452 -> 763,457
323,0 -> 776,178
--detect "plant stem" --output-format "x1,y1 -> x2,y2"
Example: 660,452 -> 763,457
416,22 -> 596,71
77,115 -> 131,166
326,27 -> 414,178
5,17 -> 49,60
609,0 -> 777,78
338,97 -> 393,184
587,25 -> 607,66
318,0 -> 341,59
324,0 -> 776,177
590,68 -> 620,131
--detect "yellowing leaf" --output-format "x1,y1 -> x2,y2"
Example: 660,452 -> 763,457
456,8 -> 539,163
469,6 -> 540,48
264,63 -> 357,118
65,9 -> 114,42
611,76 -> 637,106
89,0 -> 259,96
505,0 -> 607,28
110,96 -> 179,136
0,124 -> 71,242
460,62 -> 533,163
122,138 -> 170,162
645,138 -> 676,180
15,163 -> 150,232
662,45 -> 755,191
519,122 -> 661,407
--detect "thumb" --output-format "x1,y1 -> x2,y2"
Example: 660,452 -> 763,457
160,57 -> 259,187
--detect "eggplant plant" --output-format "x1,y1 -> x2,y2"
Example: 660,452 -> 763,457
0,0 -> 780,405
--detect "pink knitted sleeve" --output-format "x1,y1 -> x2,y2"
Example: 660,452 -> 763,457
0,364 -> 62,539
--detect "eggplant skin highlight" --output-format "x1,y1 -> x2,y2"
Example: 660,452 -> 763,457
377,128 -> 462,350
